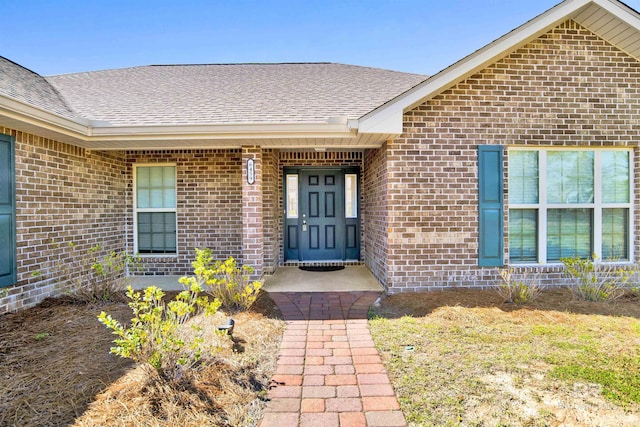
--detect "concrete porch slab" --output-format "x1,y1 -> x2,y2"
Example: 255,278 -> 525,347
130,265 -> 384,293
130,275 -> 184,291
264,266 -> 383,292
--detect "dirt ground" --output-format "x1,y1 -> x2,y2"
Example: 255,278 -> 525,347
0,291 -> 284,427
373,286 -> 640,319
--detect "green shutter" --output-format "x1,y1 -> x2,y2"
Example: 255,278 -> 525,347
0,134 -> 16,287
478,145 -> 504,267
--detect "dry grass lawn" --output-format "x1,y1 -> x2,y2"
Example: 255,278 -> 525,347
4,283 -> 638,427
369,287 -> 640,427
0,291 -> 284,427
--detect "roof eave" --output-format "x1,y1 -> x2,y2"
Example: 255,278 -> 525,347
0,95 -> 384,149
88,121 -> 357,140
358,0 -> 640,134
0,94 -> 91,140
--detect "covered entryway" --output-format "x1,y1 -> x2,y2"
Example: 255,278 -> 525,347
284,167 -> 360,262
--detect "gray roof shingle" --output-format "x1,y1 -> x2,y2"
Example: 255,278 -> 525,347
44,63 -> 427,126
0,57 -> 79,120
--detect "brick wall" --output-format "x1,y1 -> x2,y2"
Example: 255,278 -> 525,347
389,20 -> 640,292
0,127 -> 127,313
242,147 -> 264,277
263,149 -> 280,273
363,144 -> 389,290
2,143 -> 370,311
125,150 -> 243,276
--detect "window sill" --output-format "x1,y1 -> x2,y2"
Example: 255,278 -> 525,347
138,253 -> 179,259
508,260 -> 634,268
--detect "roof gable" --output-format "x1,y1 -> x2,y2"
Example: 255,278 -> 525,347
358,0 -> 640,134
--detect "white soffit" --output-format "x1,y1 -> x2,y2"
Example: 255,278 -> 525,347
573,1 -> 640,56
358,0 -> 640,135
1,94 -> 389,149
0,101 -> 392,149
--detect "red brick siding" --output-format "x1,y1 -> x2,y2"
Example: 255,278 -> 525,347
0,127 -> 127,313
242,147 -> 264,277
263,149 -> 280,273
125,150 -> 243,276
390,20 -> 640,291
363,145 -> 389,290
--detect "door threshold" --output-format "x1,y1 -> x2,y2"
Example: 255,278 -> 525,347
283,260 -> 363,267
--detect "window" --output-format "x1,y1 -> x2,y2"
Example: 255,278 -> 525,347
134,165 -> 177,254
509,149 -> 632,263
345,174 -> 358,218
286,174 -> 298,218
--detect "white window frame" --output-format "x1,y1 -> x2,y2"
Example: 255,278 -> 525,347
345,173 -> 358,219
286,174 -> 299,219
133,163 -> 178,256
508,147 -> 634,264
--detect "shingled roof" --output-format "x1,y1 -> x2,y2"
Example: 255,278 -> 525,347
44,63 -> 426,126
0,57 -> 79,121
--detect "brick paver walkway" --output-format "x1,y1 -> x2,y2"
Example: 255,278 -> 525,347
260,292 -> 407,427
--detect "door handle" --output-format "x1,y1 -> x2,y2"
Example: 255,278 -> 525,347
302,220 -> 307,232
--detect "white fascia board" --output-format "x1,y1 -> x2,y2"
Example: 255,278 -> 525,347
1,93 -> 361,144
0,94 -> 90,138
88,122 -> 357,141
358,0 -> 598,134
356,109 -> 404,135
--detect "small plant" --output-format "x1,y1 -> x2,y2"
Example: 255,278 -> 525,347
496,267 -> 542,304
33,241 -> 143,303
181,248 -> 262,310
561,255 -> 630,302
34,332 -> 50,340
80,247 -> 143,302
98,283 -> 222,382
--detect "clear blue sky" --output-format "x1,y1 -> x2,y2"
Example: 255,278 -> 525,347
2,0 -> 640,76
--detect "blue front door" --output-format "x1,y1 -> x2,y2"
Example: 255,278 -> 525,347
284,168 -> 360,261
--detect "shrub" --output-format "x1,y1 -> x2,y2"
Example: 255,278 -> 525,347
33,241 -> 142,303
79,246 -> 143,302
181,248 -> 262,310
496,267 -> 542,304
98,283 -> 222,382
561,255 -> 630,302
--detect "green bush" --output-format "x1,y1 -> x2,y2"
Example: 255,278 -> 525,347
496,267 -> 541,304
561,255 -> 630,302
98,283 -> 221,382
180,248 -> 262,310
33,241 -> 142,303
81,246 -> 143,302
